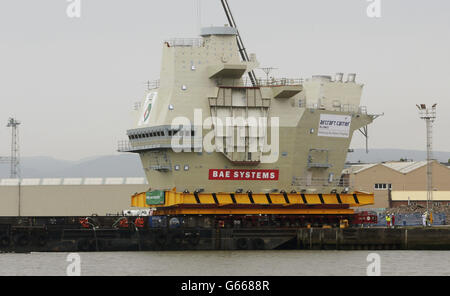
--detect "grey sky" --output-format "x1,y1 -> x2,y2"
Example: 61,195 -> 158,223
0,0 -> 449,161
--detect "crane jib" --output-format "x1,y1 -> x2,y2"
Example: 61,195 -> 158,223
220,0 -> 257,86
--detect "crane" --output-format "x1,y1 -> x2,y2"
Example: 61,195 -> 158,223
220,0 -> 258,86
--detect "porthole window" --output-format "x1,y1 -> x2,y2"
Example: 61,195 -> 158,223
181,85 -> 187,91
184,165 -> 189,171
174,165 -> 180,171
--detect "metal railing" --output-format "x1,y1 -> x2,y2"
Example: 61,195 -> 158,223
291,177 -> 352,189
218,77 -> 303,88
340,104 -> 367,114
164,38 -> 205,47
146,80 -> 160,90
117,141 -> 133,152
298,100 -> 368,115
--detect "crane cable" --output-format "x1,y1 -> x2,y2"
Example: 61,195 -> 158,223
220,0 -> 257,86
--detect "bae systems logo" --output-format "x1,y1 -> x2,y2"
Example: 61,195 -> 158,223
209,169 -> 279,181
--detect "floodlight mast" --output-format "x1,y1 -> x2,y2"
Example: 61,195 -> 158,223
6,117 -> 21,179
416,104 -> 437,216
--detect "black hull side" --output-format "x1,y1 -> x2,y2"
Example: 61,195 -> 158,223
1,216 -> 450,252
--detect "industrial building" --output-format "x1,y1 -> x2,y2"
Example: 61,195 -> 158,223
390,191 -> 450,208
343,160 -> 450,208
0,178 -> 149,216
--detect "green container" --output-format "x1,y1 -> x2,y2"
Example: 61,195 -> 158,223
146,190 -> 165,205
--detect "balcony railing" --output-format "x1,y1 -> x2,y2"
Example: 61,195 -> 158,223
164,38 -> 204,47
291,177 -> 352,190
217,77 -> 304,88
117,140 -> 133,152
298,100 -> 368,115
146,80 -> 160,90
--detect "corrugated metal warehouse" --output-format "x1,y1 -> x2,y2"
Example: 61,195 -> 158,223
0,178 -> 149,216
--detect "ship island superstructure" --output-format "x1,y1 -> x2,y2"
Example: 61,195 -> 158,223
121,25 -> 376,216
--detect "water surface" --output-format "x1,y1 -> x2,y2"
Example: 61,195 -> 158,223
1,250 -> 448,276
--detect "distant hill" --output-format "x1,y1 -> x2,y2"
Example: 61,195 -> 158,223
347,149 -> 450,164
0,149 -> 449,178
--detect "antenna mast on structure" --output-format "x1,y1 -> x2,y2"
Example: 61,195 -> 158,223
416,103 -> 437,215
260,67 -> 278,82
220,0 -> 257,86
6,117 -> 21,179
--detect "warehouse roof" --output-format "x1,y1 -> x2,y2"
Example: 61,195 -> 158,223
0,177 -> 148,186
391,191 -> 450,201
343,163 -> 378,174
345,160 -> 440,175
383,161 -> 428,173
